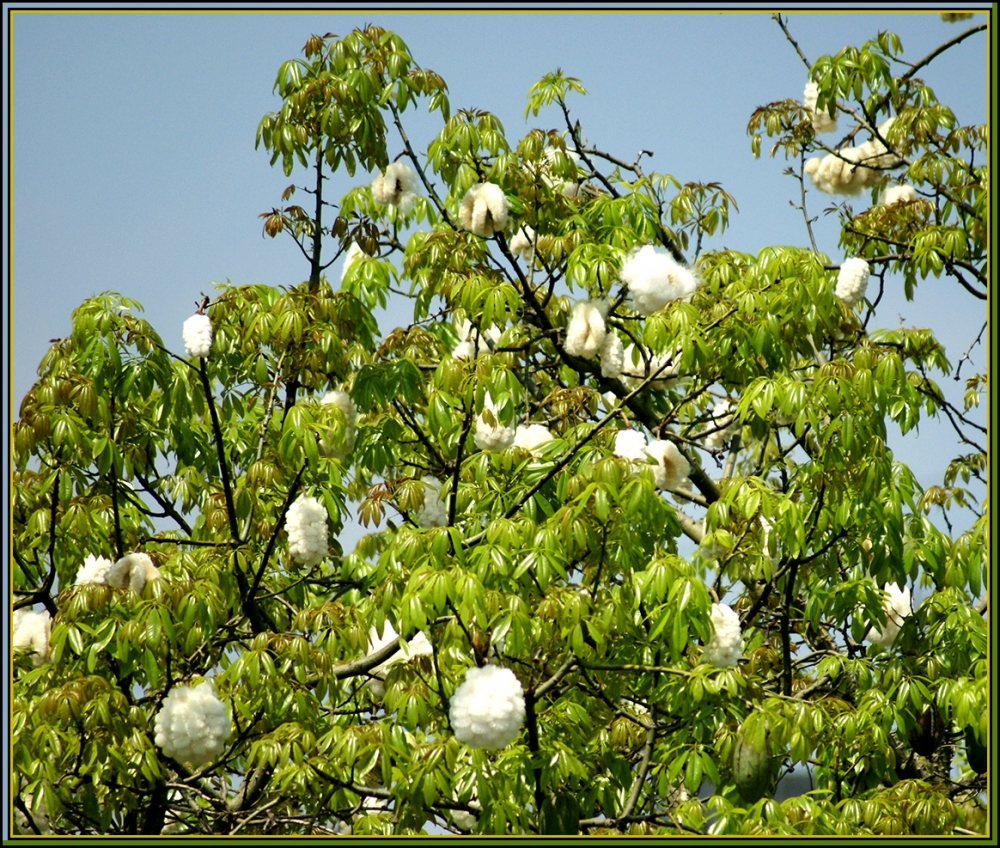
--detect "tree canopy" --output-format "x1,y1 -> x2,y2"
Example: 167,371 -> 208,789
12,16 -> 989,837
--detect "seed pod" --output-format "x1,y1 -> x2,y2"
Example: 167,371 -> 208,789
965,725 -> 987,775
908,704 -> 943,757
733,723 -> 778,805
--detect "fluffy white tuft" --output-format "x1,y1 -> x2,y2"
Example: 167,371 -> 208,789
703,603 -> 742,668
475,392 -> 516,452
704,399 -> 738,450
880,184 -> 916,207
619,246 -> 699,315
803,81 -> 838,134
542,146 -> 582,197
286,495 -> 329,566
645,439 -> 691,491
75,553 -> 114,586
513,423 -> 553,456
620,345 -> 680,391
805,119 -> 903,195
106,553 -> 161,597
453,319 -> 502,360
154,681 -> 232,768
563,300 -> 608,359
866,583 -> 912,647
599,332 -> 625,378
366,622 -> 434,699
509,225 -> 536,263
835,258 -> 870,306
449,665 -> 526,749
413,476 -> 448,528
459,183 -> 509,238
13,608 -> 52,666
182,314 -> 213,358
371,161 -> 419,211
340,242 -> 368,283
319,389 -> 358,459
613,429 -> 648,464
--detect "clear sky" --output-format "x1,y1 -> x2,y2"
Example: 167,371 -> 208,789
7,6 -> 990,535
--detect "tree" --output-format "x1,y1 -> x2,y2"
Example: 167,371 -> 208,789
11,17 -> 988,837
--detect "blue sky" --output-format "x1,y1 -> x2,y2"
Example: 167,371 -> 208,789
7,7 -> 989,534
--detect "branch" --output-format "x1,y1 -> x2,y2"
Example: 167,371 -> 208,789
198,358 -> 241,546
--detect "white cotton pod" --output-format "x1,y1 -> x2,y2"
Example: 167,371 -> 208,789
475,392 -> 516,452
366,622 -> 434,699
13,609 -> 52,666
613,429 -> 648,464
106,553 -> 161,597
286,495 -> 329,567
449,665 -> 526,749
803,81 -> 838,134
340,242 -> 367,283
320,389 -> 358,459
371,161 -> 419,210
880,184 -> 916,207
621,345 -> 680,390
459,183 -> 509,238
413,476 -> 448,528
513,423 -> 553,456
836,258 -> 870,306
453,319 -> 502,359
645,439 -> 691,491
704,399 -> 738,450
182,314 -> 212,358
866,583 -> 912,647
599,332 -> 625,378
563,300 -> 608,359
620,245 -> 699,316
154,680 -> 232,769
703,603 -> 742,668
509,225 -> 536,263
75,553 -> 114,586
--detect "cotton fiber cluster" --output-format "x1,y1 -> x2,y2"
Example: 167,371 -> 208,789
835,258 -> 870,306
182,314 -> 213,358
613,429 -> 691,492
866,583 -> 912,647
621,345 -> 680,391
513,423 -> 553,456
340,242 -> 369,282
371,161 -> 419,215
541,146 -> 582,197
286,495 -> 328,567
449,665 -> 526,749
75,553 -> 114,586
599,332 -> 625,378
453,319 -> 502,360
106,553 -> 161,597
320,389 -> 358,459
154,681 -> 232,769
613,429 -> 648,463
803,81 -> 838,134
475,392 -> 516,452
619,246 -> 699,316
366,622 -> 434,699
459,183 -> 508,238
413,476 -> 448,528
805,119 -> 903,195
704,399 -> 738,450
703,603 -> 742,668
563,300 -> 608,359
880,184 -> 916,207
509,225 -> 536,263
13,608 -> 52,666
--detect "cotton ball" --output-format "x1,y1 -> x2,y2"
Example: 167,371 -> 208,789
154,681 -> 232,769
182,314 -> 212,358
866,583 -> 912,647
835,258 -> 870,306
803,80 -> 838,135
371,161 -> 419,211
449,665 -> 526,749
563,300 -> 608,359
459,183 -> 509,238
619,245 -> 699,315
599,332 -> 624,378
513,423 -> 553,456
366,623 -> 434,699
703,603 -> 742,668
319,389 -> 357,459
75,553 -> 114,586
340,242 -> 368,283
613,429 -> 648,464
413,476 -> 448,528
542,146 -> 582,197
645,439 -> 691,491
621,345 -> 680,391
105,553 -> 161,597
704,399 -> 738,450
453,319 -> 502,359
880,184 -> 916,207
510,225 -> 536,263
13,608 -> 52,666
475,392 -> 516,452
286,495 -> 329,566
